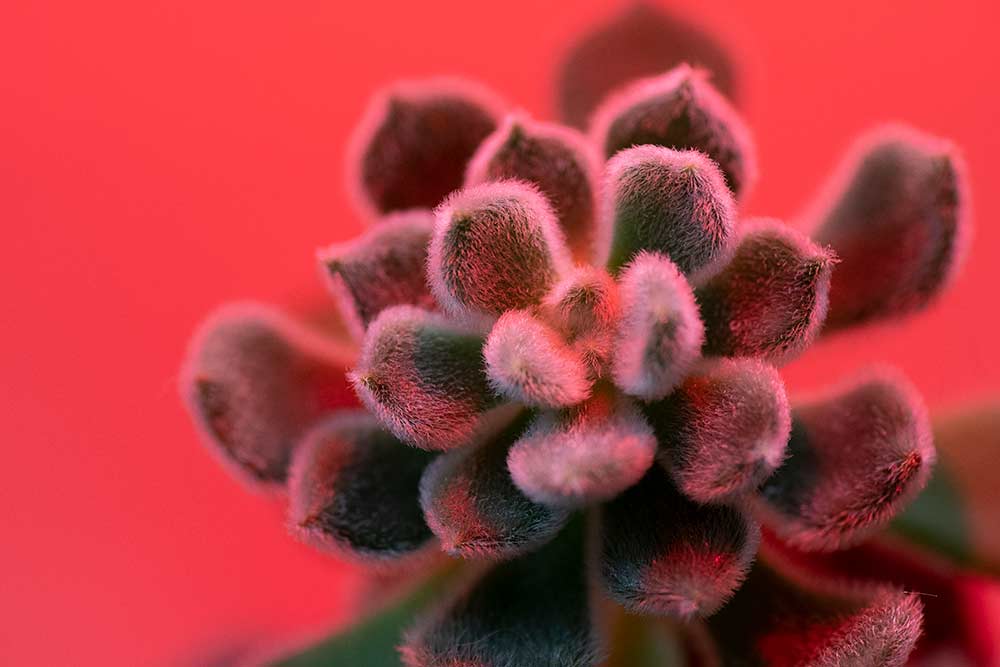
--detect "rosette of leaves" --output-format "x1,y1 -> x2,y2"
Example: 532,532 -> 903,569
181,5 -> 997,666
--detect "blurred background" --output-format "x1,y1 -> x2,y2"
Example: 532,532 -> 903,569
2,0 -> 999,664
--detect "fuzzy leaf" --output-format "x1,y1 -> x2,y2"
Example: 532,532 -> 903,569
419,413 -> 570,559
811,125 -> 970,330
466,114 -> 600,261
763,535 -> 1000,666
892,403 -> 1000,576
696,220 -> 835,364
429,180 -> 573,321
556,2 -> 738,129
591,64 -> 755,196
648,358 -> 790,504
602,145 -> 735,276
508,388 -> 656,507
697,552 -> 923,667
181,303 -> 357,487
319,210 -> 436,339
401,516 -> 601,667
599,464 -> 760,619
484,309 -> 593,409
612,251 -> 704,401
287,412 -> 435,562
754,368 -> 934,551
349,78 -> 504,217
542,266 -> 621,377
351,306 -> 494,450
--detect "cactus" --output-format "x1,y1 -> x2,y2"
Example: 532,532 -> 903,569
180,6 -> 995,667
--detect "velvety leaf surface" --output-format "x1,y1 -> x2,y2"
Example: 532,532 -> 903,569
288,412 -> 435,562
181,303 -> 358,487
466,114 -> 600,261
602,145 -> 735,276
592,64 -> 755,196
696,220 -> 834,365
811,125 -> 970,330
401,516 -> 601,667
349,78 -> 504,217
755,368 -> 934,551
351,306 -> 494,450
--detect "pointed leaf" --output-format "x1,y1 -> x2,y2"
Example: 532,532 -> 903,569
696,219 -> 835,364
754,368 -> 934,551
466,113 -> 601,261
556,2 -> 739,129
348,78 -> 505,217
351,306 -> 494,450
319,210 -> 436,339
592,64 -> 755,195
648,358 -> 790,504
811,125 -> 970,330
181,303 -> 357,487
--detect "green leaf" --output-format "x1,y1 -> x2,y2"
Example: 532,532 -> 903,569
604,609 -> 687,667
891,455 -> 973,566
890,403 -> 1000,576
267,568 -> 456,667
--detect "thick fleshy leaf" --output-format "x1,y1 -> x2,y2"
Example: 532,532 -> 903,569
754,368 -> 934,551
351,306 -> 494,450
591,64 -> 755,196
419,413 -> 570,559
266,567 -> 458,667
601,145 -> 735,276
612,251 -> 704,401
811,125 -> 970,330
466,114 -> 600,261
181,303 -> 357,486
542,266 -> 621,377
648,358 -> 790,504
318,210 -> 436,339
401,516 -> 601,667
556,2 -> 738,129
892,403 -> 1000,576
694,551 -> 923,667
508,388 -> 656,507
696,220 -> 835,364
348,78 -> 504,217
428,180 -> 573,321
764,533 -> 1000,666
599,464 -> 760,619
287,412 -> 435,562
484,309 -> 592,409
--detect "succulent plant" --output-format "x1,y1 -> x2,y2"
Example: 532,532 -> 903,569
181,4 -> 998,666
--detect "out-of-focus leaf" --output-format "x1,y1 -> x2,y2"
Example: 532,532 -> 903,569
267,569 -> 455,667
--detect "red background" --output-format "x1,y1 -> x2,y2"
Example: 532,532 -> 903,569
3,1 -> 999,664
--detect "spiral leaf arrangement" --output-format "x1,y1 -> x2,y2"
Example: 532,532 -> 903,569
181,5 -> 997,666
